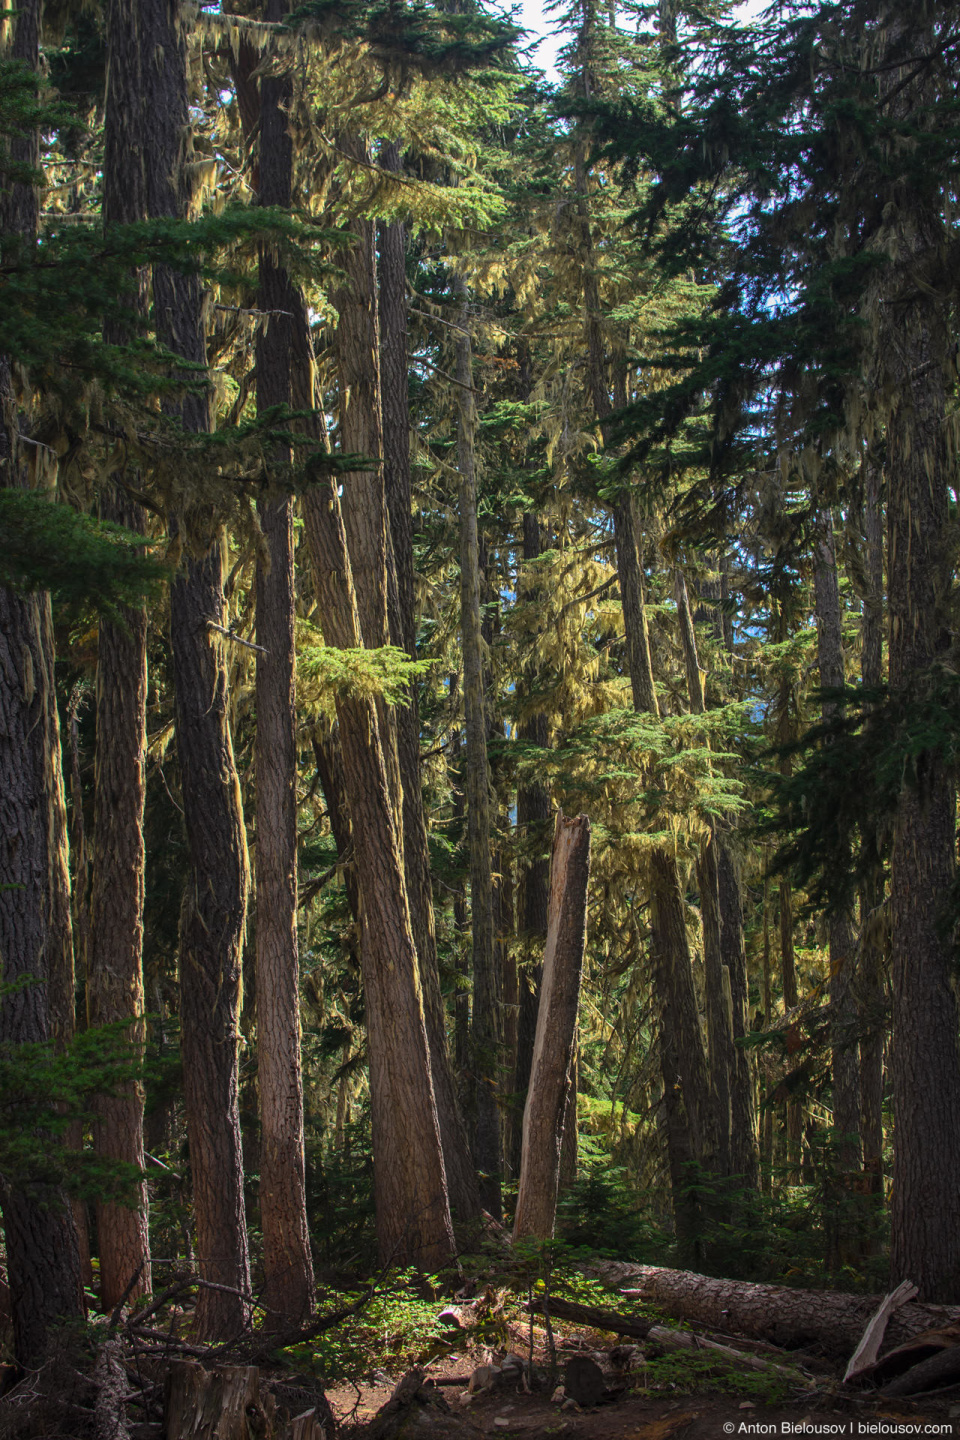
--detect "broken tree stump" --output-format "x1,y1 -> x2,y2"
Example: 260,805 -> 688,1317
164,1360 -> 326,1440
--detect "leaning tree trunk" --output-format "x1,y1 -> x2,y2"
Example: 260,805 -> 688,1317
254,0 -> 315,1325
141,0 -> 250,1339
0,0 -> 85,1368
378,156 -> 480,1225
89,0 -> 152,1312
455,277 -> 502,1217
514,815 -> 591,1240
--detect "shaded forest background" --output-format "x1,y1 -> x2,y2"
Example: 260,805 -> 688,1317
2,0 -> 960,1378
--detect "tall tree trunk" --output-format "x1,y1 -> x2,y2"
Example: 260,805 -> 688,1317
301,465 -> 456,1270
513,513 -> 551,1176
648,848 -> 718,1264
858,458 -> 885,1192
717,837 -> 758,1184
0,0 -> 85,1367
141,0 -> 250,1339
514,815 -> 591,1240
89,0 -> 152,1313
455,279 -> 502,1217
760,876 -> 774,1190
254,0 -> 315,1325
883,212 -> 960,1303
577,150 -> 716,1225
332,144 -> 401,824
811,514 -> 861,1173
778,876 -> 802,1181
675,570 -> 735,1181
0,586 -> 86,1366
378,152 -> 480,1223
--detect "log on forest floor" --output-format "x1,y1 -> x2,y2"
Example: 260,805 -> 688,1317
523,1297 -> 816,1389
591,1263 -> 960,1359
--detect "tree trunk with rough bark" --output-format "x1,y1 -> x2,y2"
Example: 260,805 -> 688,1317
514,815 -> 591,1240
812,514 -> 862,1173
141,0 -> 250,1340
254,0 -> 315,1325
455,279 -> 502,1217
858,458 -> 885,1193
378,155 -> 480,1225
89,0 -> 152,1314
301,466 -> 456,1270
648,848 -> 718,1263
513,513 -> 551,1176
675,570 -> 736,1182
594,1262 -> 960,1360
884,216 -> 960,1305
0,0 -> 85,1367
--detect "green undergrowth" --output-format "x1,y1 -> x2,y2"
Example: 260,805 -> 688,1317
281,1274 -> 462,1383
635,1351 -> 794,1405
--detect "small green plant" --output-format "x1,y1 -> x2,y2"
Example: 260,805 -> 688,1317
281,1271 -> 458,1382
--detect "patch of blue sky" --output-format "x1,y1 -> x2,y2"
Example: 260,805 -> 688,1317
509,0 -> 769,83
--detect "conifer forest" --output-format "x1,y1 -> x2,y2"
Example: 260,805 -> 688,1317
3,0 -> 960,1435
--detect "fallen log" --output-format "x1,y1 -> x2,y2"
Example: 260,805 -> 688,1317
592,1263 -> 960,1359
525,1297 -> 814,1387
524,1295 -> 654,1340
881,1345 -> 960,1398
645,1325 -> 815,1388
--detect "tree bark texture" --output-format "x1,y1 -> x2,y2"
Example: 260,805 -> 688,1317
0,0 -> 85,1367
141,0 -> 251,1339
880,15 -> 960,1301
254,1 -> 315,1324
885,285 -> 960,1301
648,849 -> 718,1261
858,458 -> 885,1190
378,160 -> 480,1224
513,513 -> 552,1176
593,1262 -> 960,1360
332,147 -> 402,825
812,514 -> 861,1172
455,280 -> 502,1216
301,464 -> 456,1271
717,836 -> 758,1184
90,0 -> 152,1313
514,815 -> 591,1240
276,199 -> 454,1269
0,582 -> 85,1365
676,569 -> 736,1181
163,1359 -> 328,1440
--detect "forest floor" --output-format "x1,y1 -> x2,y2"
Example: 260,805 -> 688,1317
326,1314 -> 960,1438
